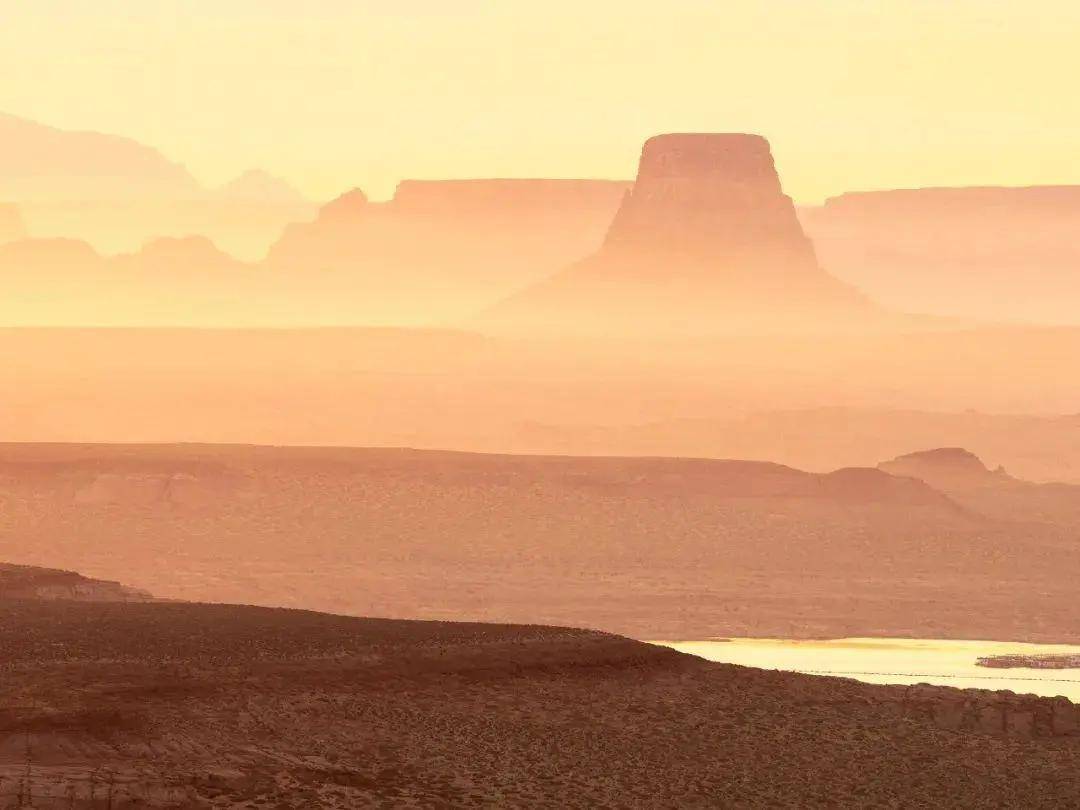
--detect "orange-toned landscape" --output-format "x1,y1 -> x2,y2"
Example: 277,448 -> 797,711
4,3 -> 1080,807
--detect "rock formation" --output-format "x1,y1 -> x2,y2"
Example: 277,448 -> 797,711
878,447 -> 1012,491
479,133 -> 870,336
262,180 -> 628,322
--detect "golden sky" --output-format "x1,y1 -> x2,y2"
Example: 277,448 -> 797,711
2,0 -> 1078,202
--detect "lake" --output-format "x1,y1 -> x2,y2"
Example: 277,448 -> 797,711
656,638 -> 1080,701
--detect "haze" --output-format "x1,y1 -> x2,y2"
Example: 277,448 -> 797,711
4,4 -> 1080,806
4,0 -> 1080,200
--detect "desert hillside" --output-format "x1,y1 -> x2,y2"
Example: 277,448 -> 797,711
1,443 -> 1077,641
1,598 -> 1078,808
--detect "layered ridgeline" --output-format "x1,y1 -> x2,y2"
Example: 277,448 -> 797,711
480,134 -> 875,336
5,442 -> 1080,642
0,178 -> 627,326
0,112 -> 313,258
800,186 -> 1080,324
263,179 -> 629,323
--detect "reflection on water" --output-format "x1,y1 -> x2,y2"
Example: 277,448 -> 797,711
655,638 -> 1080,701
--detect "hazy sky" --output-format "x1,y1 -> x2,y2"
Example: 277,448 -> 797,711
3,0 -> 1078,202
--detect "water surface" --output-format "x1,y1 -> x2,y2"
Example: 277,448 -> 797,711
656,638 -> 1080,701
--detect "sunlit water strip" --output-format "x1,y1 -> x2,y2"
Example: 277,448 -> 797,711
653,638 -> 1080,701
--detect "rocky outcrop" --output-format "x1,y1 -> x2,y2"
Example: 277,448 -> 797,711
480,133 -> 872,336
894,683 -> 1080,738
0,563 -> 152,601
978,654 -> 1080,669
602,134 -> 819,268
0,203 -> 26,244
0,236 -> 102,268
878,448 -> 1012,491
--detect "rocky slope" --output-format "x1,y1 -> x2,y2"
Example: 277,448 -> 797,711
1,599 -> 1078,808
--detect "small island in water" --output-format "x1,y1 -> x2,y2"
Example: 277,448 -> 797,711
978,654 -> 1080,669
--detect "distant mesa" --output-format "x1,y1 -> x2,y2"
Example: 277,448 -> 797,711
0,562 -> 152,602
479,133 -> 872,336
799,186 -> 1080,324
878,448 -> 1012,491
0,202 -> 27,244
215,169 -> 309,205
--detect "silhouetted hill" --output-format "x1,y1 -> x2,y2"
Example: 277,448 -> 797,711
1,599 -> 1078,807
